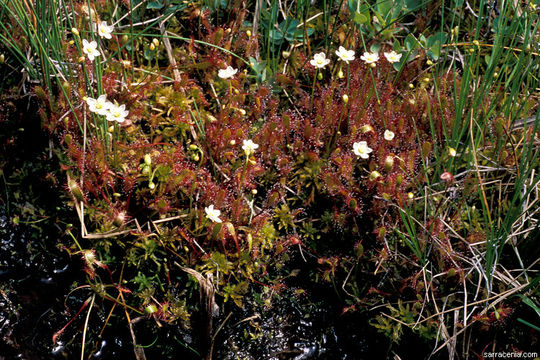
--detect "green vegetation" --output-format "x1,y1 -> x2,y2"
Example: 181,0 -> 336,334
1,0 -> 538,358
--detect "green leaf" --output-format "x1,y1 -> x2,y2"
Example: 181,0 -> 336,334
376,0 -> 394,21
211,223 -> 222,239
287,27 -> 314,42
349,0 -> 371,25
518,295 -> 540,318
405,34 -> 420,51
426,32 -> 447,60
404,0 -> 422,10
144,49 -> 155,61
370,43 -> 381,53
353,11 -> 369,24
517,318 -> 540,331
147,0 -> 164,9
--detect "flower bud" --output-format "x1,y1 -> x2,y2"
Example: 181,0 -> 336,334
440,171 -> 455,183
144,154 -> 152,165
317,72 -> 323,80
64,134 -> 73,146
149,43 -> 156,51
448,147 -> 457,157
369,171 -> 382,181
71,27 -> 79,36
152,38 -> 159,47
369,63 -> 376,68
62,81 -> 70,93
113,211 -> 126,227
148,182 -> 155,190
246,30 -> 252,37
384,155 -> 394,171
360,124 -> 374,133
282,50 -> 290,58
145,304 -> 158,314
342,94 -> 349,104
68,179 -> 84,201
189,144 -> 198,150
338,70 -> 344,78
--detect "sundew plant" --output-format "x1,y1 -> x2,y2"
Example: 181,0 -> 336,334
0,0 -> 539,358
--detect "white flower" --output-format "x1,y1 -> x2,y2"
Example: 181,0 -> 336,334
96,21 -> 114,39
310,52 -> 331,69
335,46 -> 355,63
86,94 -> 110,116
82,39 -> 100,61
205,205 -> 222,223
360,51 -> 379,64
242,139 -> 259,156
106,103 -> 129,123
384,51 -> 402,63
384,130 -> 395,141
218,66 -> 238,79
353,141 -> 373,159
